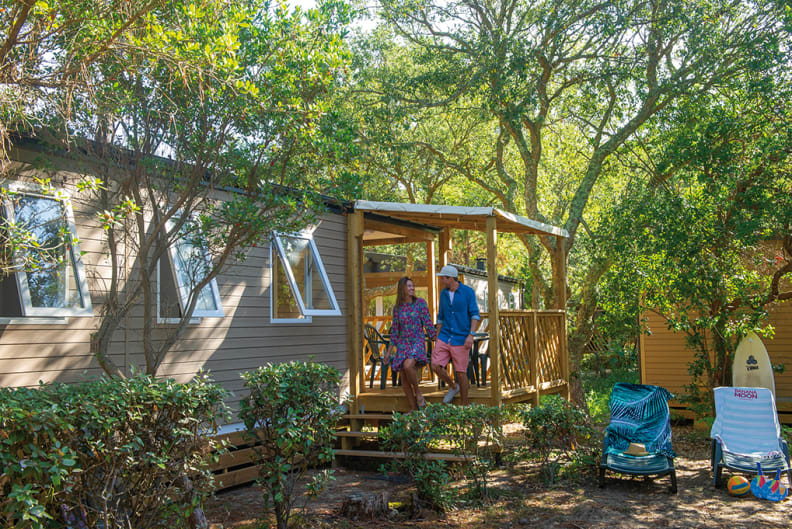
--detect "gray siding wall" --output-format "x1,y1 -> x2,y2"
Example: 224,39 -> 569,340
0,150 -> 349,421
463,275 -> 522,311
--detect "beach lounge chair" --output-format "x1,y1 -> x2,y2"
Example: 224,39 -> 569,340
710,386 -> 791,488
599,383 -> 677,493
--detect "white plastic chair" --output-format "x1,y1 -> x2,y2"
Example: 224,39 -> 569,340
710,386 -> 791,487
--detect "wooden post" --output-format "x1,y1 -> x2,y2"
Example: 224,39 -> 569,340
437,227 -> 451,315
532,312 -> 540,406
426,240 -> 436,322
347,210 -> 365,410
486,216 -> 501,407
552,237 -> 567,309
553,236 -> 570,400
438,227 -> 451,268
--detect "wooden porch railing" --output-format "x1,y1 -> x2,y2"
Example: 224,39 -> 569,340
496,311 -> 566,391
361,310 -> 567,397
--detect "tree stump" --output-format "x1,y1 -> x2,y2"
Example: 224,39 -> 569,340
338,491 -> 391,520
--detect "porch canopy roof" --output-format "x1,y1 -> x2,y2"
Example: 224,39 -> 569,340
354,200 -> 568,240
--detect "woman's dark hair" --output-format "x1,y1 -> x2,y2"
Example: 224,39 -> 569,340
395,277 -> 416,307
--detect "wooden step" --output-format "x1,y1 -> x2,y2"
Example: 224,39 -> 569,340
334,430 -> 380,438
342,413 -> 394,421
334,449 -> 471,462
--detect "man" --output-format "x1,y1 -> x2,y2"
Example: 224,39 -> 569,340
432,265 -> 480,405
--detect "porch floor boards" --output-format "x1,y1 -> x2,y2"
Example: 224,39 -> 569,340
355,379 -> 568,413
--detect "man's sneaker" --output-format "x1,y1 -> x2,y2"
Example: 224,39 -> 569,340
443,384 -> 460,404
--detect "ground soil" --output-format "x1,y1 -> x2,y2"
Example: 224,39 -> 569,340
204,425 -> 791,529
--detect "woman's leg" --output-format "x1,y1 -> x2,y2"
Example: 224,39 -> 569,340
402,358 -> 423,409
401,369 -> 417,411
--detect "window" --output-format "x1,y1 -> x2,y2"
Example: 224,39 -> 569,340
0,182 -> 92,320
157,217 -> 224,322
271,232 -> 340,322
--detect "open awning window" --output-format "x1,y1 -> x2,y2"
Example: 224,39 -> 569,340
1,185 -> 93,318
163,218 -> 224,319
271,233 -> 340,320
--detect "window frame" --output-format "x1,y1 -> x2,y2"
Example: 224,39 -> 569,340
162,216 -> 225,320
1,181 -> 93,318
270,231 -> 341,323
156,259 -> 201,325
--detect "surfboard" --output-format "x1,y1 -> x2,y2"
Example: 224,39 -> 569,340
732,331 -> 776,398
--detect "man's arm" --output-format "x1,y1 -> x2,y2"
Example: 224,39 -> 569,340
465,288 -> 481,349
464,317 -> 480,349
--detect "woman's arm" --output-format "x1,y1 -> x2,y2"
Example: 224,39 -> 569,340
420,298 -> 437,340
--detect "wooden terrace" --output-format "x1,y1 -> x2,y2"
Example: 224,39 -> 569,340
345,202 -> 571,413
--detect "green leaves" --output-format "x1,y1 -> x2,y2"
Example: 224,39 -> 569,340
0,373 -> 228,528
239,362 -> 344,529
379,403 -> 504,511
596,70 -> 792,414
516,396 -> 597,485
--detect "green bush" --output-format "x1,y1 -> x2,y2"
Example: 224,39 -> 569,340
582,366 -> 639,424
239,362 -> 344,529
581,343 -> 638,375
516,396 -> 598,484
379,403 -> 503,511
0,373 -> 228,529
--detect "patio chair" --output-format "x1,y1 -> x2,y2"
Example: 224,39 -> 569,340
599,383 -> 677,493
710,386 -> 792,488
363,323 -> 392,389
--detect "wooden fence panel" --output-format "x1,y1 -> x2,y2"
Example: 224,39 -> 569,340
497,311 -> 566,391
537,313 -> 564,384
497,312 -> 535,391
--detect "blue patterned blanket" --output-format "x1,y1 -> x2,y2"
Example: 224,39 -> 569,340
605,383 -> 675,458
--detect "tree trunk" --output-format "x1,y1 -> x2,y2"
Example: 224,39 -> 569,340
566,259 -> 613,410
339,492 -> 391,520
567,327 -> 590,411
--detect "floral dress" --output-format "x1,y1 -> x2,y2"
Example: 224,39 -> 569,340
390,298 -> 436,372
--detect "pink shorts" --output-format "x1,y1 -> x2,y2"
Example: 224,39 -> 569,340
431,339 -> 470,372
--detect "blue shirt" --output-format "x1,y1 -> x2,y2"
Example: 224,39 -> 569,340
436,283 -> 481,346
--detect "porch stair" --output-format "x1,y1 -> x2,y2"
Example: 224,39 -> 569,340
334,411 -> 393,452
333,412 -> 470,462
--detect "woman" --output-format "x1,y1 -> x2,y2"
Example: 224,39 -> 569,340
385,277 -> 436,411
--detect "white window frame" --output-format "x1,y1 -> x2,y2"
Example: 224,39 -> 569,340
270,231 -> 340,323
162,216 -> 224,320
1,181 -> 93,318
156,259 -> 201,325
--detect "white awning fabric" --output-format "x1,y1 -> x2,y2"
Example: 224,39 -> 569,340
354,200 -> 568,238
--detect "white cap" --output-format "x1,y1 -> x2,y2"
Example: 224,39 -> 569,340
437,265 -> 459,278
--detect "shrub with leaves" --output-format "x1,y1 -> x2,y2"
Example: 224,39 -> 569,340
239,362 -> 344,529
0,373 -> 228,529
379,403 -> 503,511
517,396 -> 599,483
517,396 -> 598,484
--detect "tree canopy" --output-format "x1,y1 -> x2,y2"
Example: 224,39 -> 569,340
597,67 -> 792,412
3,0 -> 358,377
354,0 -> 790,404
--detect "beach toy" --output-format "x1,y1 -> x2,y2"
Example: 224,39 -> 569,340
750,463 -> 769,499
727,476 -> 750,497
750,464 -> 789,501
764,469 -> 789,502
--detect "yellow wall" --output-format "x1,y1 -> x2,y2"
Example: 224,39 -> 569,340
641,302 -> 792,420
